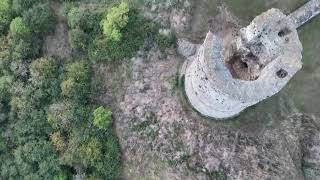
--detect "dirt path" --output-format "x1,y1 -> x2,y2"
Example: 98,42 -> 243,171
43,2 -> 72,59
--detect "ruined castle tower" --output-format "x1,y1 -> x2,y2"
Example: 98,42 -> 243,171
185,0 -> 320,119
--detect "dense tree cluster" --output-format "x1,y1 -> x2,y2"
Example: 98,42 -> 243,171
67,2 -> 174,62
0,1 -> 121,179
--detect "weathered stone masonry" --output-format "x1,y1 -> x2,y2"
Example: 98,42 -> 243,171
185,0 -> 320,119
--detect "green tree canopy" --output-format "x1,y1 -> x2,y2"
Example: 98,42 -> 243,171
101,2 -> 129,41
23,3 -> 55,34
9,17 -> 30,37
67,7 -> 101,33
68,28 -> 88,51
0,75 -> 12,103
13,140 -> 62,179
30,57 -> 59,85
93,106 -> 113,129
12,0 -> 41,15
0,0 -> 12,35
61,61 -> 91,102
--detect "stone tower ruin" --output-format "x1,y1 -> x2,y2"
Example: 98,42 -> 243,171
185,0 -> 320,119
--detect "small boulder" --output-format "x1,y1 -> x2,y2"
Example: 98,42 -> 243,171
177,39 -> 196,57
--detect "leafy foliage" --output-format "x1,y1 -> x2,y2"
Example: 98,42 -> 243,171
0,1 -> 132,179
0,75 -> 12,103
67,6 -> 101,34
9,17 -> 30,37
101,2 -> 129,41
22,3 -> 55,35
89,10 -> 159,62
155,33 -> 176,52
0,0 -> 12,35
69,28 -> 88,51
93,106 -> 113,129
12,0 -> 43,15
61,61 -> 91,102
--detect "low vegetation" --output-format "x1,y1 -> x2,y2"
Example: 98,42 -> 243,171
67,2 -> 174,62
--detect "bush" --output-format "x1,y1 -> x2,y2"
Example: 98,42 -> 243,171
0,0 -> 12,35
155,33 -> 176,52
93,106 -> 112,129
101,2 -> 129,41
23,3 -> 55,34
69,28 -> 88,51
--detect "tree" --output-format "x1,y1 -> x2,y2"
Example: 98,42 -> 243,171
29,57 -> 60,94
0,37 -> 11,75
67,7 -> 101,33
23,3 -> 55,34
0,137 -> 6,153
12,0 -> 41,15
50,131 -> 67,152
0,0 -> 12,35
13,140 -> 62,179
93,106 -> 112,129
0,76 -> 12,103
67,7 -> 88,29
101,2 -> 129,41
10,38 -> 40,60
89,10 -> 158,62
80,138 -> 103,167
69,28 -> 88,51
61,61 -> 91,102
65,61 -> 91,83
9,17 -> 30,38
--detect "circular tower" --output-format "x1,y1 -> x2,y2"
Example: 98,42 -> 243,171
185,9 -> 303,119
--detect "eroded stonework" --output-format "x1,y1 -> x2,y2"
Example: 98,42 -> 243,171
185,9 -> 303,119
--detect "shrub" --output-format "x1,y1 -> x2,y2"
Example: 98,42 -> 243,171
155,33 -> 176,52
22,3 -> 55,34
93,106 -> 112,129
69,28 -> 88,51
101,2 -> 129,41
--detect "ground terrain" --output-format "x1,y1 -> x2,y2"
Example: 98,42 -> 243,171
91,0 -> 320,179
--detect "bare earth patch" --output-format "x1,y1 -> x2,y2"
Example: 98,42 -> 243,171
43,3 -> 72,59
